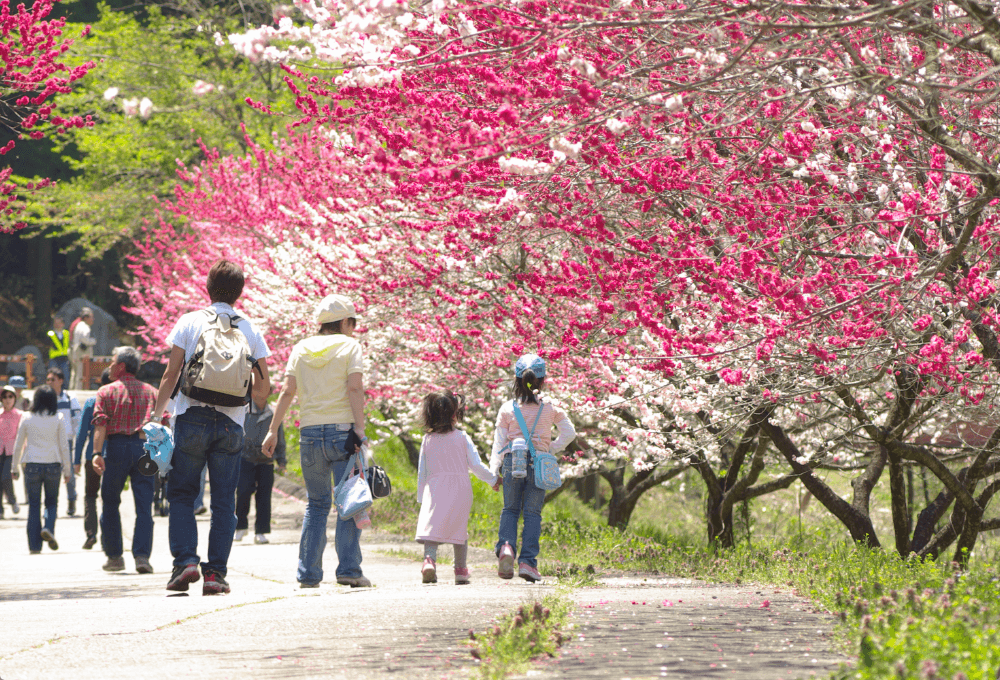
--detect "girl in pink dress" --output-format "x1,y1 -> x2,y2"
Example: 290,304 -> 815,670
416,391 -> 499,584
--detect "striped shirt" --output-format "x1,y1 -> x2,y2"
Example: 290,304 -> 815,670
489,398 -> 576,475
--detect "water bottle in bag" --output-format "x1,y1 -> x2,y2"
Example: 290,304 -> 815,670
511,438 -> 528,479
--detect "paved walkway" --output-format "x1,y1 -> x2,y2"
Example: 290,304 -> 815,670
0,480 -> 850,679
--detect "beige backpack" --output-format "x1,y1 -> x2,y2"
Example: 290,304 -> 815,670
173,310 -> 259,407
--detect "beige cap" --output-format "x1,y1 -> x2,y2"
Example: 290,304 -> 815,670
314,294 -> 357,325
1,385 -> 16,398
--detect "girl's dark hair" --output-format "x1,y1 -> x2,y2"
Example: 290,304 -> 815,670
100,369 -> 113,386
422,391 -> 458,434
453,393 -> 466,421
514,370 -> 544,404
319,318 -> 355,335
31,385 -> 58,416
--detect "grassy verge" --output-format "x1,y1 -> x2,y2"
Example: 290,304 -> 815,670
469,594 -> 571,680
289,427 -> 1000,678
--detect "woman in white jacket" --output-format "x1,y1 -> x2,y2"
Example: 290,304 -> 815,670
12,385 -> 71,553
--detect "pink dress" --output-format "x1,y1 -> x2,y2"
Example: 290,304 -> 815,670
416,429 -> 497,544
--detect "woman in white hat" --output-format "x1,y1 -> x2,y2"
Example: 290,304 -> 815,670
262,294 -> 372,588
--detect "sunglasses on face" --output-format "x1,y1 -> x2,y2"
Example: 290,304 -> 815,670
1,394 -> 14,399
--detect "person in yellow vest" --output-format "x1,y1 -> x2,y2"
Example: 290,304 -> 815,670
47,316 -> 71,383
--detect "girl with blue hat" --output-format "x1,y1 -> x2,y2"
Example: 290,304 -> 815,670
488,353 -> 576,582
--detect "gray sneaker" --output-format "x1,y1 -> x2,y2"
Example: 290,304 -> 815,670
336,575 -> 372,588
103,556 -> 126,572
135,556 -> 154,574
40,528 -> 58,551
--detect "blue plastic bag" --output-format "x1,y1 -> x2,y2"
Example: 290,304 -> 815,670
142,422 -> 174,477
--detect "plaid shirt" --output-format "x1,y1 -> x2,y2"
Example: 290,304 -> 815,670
92,374 -> 158,436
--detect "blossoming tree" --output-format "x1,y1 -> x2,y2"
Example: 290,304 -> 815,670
0,0 -> 93,230
128,0 -> 1000,560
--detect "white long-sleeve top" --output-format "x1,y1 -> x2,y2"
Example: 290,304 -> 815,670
12,412 -> 71,476
418,430 -> 497,500
489,398 -> 576,476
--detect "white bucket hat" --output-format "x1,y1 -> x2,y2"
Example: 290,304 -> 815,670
314,294 -> 357,325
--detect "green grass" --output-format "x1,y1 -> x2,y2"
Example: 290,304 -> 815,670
470,594 -> 571,680
283,424 -> 1000,679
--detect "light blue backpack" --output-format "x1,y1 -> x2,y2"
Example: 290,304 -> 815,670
512,400 -> 562,491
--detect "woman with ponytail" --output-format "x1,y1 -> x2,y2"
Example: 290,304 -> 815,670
489,354 -> 575,582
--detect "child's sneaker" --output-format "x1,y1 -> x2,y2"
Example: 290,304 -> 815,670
498,542 -> 515,579
454,567 -> 471,585
421,557 -> 437,583
518,562 -> 541,583
354,510 -> 371,529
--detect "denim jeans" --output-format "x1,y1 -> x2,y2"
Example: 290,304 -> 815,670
65,451 -> 77,503
100,435 -> 155,558
298,424 -> 363,585
495,456 -> 546,568
84,458 -> 101,539
236,460 -> 274,534
168,407 -> 244,576
25,463 -> 61,552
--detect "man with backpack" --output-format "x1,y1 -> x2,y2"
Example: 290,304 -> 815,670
148,260 -> 271,596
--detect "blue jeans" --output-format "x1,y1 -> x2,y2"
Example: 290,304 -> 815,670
25,463 -> 61,552
65,451 -> 77,502
100,435 -> 155,558
495,456 -> 546,568
167,407 -> 243,576
298,425 -> 363,585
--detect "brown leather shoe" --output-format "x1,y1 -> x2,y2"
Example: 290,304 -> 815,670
102,556 -> 126,572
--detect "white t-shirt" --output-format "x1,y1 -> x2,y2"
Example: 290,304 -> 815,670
165,303 -> 272,426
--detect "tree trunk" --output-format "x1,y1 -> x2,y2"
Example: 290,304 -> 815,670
887,448 -> 911,556
35,234 -> 52,322
398,431 -> 421,469
762,419 -> 881,548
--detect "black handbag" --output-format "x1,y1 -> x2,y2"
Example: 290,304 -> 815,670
366,464 -> 392,498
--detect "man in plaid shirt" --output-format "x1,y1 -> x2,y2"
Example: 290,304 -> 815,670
92,346 -> 159,574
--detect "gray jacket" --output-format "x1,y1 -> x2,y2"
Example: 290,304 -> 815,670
243,402 -> 286,467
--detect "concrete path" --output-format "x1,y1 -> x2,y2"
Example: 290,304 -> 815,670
0,481 -> 850,680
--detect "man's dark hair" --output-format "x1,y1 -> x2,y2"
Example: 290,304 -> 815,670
31,385 -> 58,415
421,391 -> 458,434
46,367 -> 65,382
206,260 -> 245,305
113,346 -> 141,375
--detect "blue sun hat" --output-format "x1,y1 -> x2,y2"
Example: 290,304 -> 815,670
8,376 -> 26,388
514,353 -> 546,379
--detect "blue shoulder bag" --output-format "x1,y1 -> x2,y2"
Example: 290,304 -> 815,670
512,400 -> 562,491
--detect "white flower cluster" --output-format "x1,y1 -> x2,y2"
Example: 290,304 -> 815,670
549,135 -> 582,162
497,156 -> 552,176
